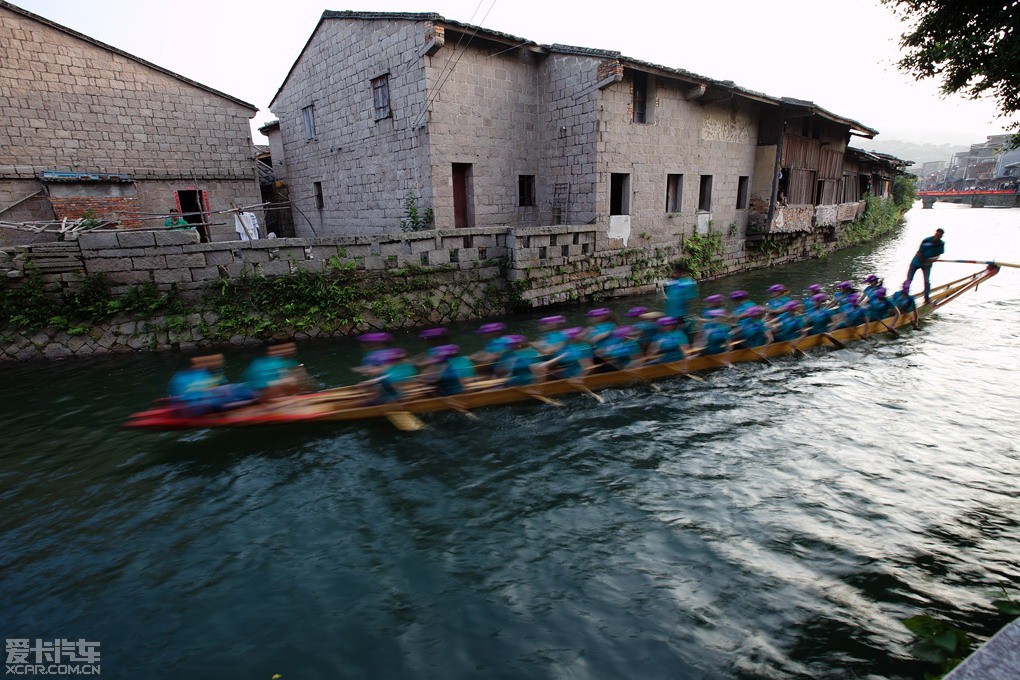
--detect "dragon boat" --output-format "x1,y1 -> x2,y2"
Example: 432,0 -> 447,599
123,265 -> 1000,431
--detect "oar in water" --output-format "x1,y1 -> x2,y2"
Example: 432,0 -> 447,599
568,379 -> 606,403
384,410 -> 427,431
444,397 -> 480,419
659,362 -> 707,382
515,388 -> 564,407
876,318 -> 901,338
821,332 -> 847,350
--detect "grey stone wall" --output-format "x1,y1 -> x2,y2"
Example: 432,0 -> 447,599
269,18 -> 431,236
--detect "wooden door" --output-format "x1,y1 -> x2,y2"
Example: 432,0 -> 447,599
452,163 -> 472,228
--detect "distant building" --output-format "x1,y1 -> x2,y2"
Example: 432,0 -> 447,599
267,11 -> 902,246
0,1 -> 261,244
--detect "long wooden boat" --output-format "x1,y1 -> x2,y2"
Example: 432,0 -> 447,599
123,265 -> 1000,430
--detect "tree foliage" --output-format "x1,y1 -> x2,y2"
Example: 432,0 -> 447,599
884,0 -> 1020,145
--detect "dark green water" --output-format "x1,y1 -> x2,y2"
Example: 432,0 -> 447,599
2,204 -> 1018,679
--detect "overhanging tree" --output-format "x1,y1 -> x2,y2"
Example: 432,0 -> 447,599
883,0 -> 1020,146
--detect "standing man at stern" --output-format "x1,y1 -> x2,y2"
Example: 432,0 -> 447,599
906,228 -> 945,304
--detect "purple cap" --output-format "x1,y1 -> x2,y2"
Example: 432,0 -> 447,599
706,309 -> 727,318
811,293 -> 828,303
419,327 -> 448,339
846,293 -> 860,304
504,334 -> 528,346
586,308 -> 611,318
625,306 -> 649,318
358,331 -> 393,343
838,281 -> 853,290
807,284 -> 822,293
477,322 -> 507,334
743,305 -> 764,317
540,315 -> 566,325
381,348 -> 407,362
612,325 -> 635,338
657,316 -> 679,327
729,290 -> 748,300
704,294 -> 724,304
431,344 -> 460,359
874,287 -> 887,298
564,326 -> 585,339
865,274 -> 879,283
901,280 -> 911,292
767,284 -> 787,293
784,300 -> 800,311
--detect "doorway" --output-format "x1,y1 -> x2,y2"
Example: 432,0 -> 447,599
452,163 -> 473,228
175,189 -> 210,242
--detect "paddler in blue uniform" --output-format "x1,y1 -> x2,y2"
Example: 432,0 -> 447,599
644,316 -> 689,364
240,343 -> 306,400
584,308 -> 617,353
534,315 -> 569,358
701,294 -> 727,321
167,354 -> 228,416
906,228 -> 945,303
698,309 -> 731,355
837,292 -> 868,332
729,290 -> 757,319
501,335 -> 542,387
770,301 -> 805,343
732,305 -> 771,349
625,306 -> 660,352
765,284 -> 792,315
663,263 -> 699,338
891,281 -> 919,329
866,286 -> 894,322
364,347 -> 418,403
415,327 -> 450,366
832,281 -> 854,306
862,274 -> 881,300
353,332 -> 395,376
470,322 -> 509,373
596,326 -> 642,370
804,293 -> 834,336
422,344 -> 475,396
543,327 -> 594,379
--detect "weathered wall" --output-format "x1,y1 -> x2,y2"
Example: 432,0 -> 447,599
597,74 -> 760,244
0,4 -> 261,242
269,17 -> 431,236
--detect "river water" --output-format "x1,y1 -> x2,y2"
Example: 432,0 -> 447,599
2,203 -> 1018,679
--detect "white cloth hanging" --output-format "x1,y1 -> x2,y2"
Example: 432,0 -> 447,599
234,212 -> 260,241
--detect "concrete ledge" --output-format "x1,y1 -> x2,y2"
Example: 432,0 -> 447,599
945,620 -> 1020,680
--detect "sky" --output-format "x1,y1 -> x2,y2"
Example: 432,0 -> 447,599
10,0 -> 1012,148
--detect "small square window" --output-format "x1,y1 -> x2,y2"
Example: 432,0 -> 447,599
302,105 -> 316,139
371,75 -> 391,120
518,175 -> 536,207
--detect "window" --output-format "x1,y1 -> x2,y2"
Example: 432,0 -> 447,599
313,181 -> 323,210
698,175 -> 713,212
371,74 -> 391,120
665,174 -> 683,213
610,173 -> 630,215
518,175 -> 536,207
632,72 -> 648,124
302,105 -> 316,139
736,175 -> 749,209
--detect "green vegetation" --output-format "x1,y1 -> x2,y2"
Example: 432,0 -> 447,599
678,231 -> 724,279
839,177 -> 916,247
400,191 -> 434,232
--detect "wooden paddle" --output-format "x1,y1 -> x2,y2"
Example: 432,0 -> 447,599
876,318 -> 901,337
385,411 -> 426,431
515,388 -> 564,407
821,332 -> 847,349
568,379 -> 606,403
940,259 -> 1020,269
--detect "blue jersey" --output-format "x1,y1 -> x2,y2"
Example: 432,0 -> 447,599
601,338 -> 641,368
506,347 -> 540,387
484,337 -> 511,354
840,305 -> 867,328
891,290 -> 916,313
650,329 -> 688,363
664,277 -> 698,319
911,236 -> 945,267
557,342 -> 593,378
537,329 -> 568,355
805,308 -> 832,336
772,312 -> 803,342
734,318 -> 769,348
702,322 -> 731,354
586,322 -> 617,350
867,298 -> 894,322
634,320 -> 659,349
241,355 -> 296,391
436,356 -> 475,395
733,300 -> 757,317
766,296 -> 792,313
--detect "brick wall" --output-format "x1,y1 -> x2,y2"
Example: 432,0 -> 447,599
0,5 -> 261,240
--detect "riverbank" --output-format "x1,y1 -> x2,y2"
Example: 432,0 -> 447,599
1,193 -> 912,361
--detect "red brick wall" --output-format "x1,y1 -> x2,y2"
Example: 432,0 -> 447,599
49,196 -> 144,229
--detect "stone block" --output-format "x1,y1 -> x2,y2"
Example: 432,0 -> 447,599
77,231 -> 120,249
154,269 -> 191,284
117,231 -> 157,248
131,256 -> 166,269
85,257 -> 133,273
154,229 -> 200,246
259,260 -> 291,277
105,270 -> 152,285
190,266 -> 221,281
166,253 -> 207,268
294,258 -> 325,273
205,250 -> 235,266
238,249 -> 270,264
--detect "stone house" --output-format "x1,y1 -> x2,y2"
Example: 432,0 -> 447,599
0,1 -> 261,244
268,11 -> 903,251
